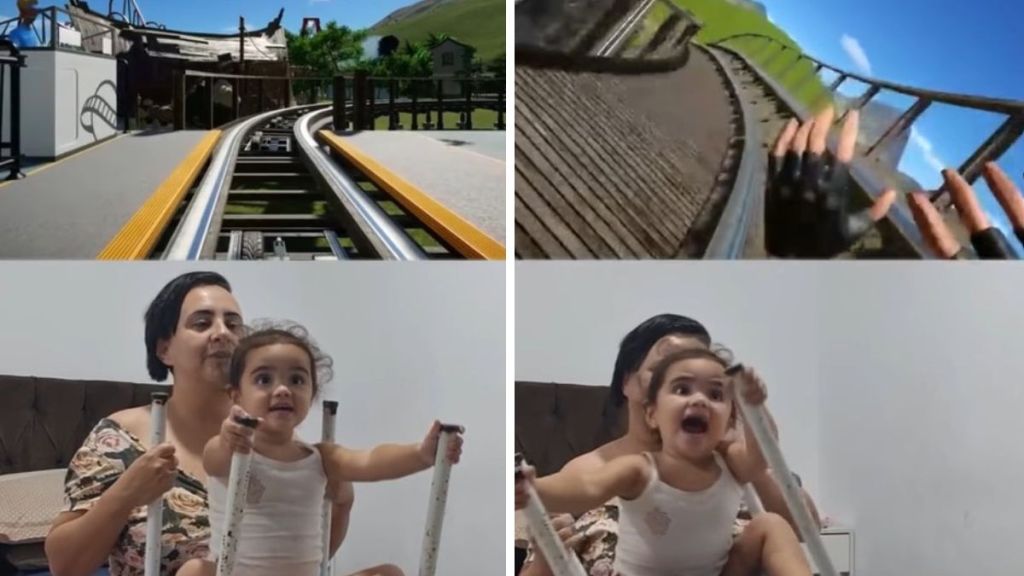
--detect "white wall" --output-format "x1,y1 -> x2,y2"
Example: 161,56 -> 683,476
55,50 -> 118,156
516,262 -> 823,497
15,50 -> 116,158
18,51 -> 57,158
0,262 -> 505,576
816,264 -> 1024,576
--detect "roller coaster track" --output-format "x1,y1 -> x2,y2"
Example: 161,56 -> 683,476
144,97 -> 502,260
514,0 -> 1024,259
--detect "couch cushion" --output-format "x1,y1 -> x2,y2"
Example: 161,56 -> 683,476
515,381 -> 624,477
0,375 -> 166,475
0,469 -> 66,545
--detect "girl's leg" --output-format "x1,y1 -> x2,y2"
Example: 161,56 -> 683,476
342,564 -> 405,576
175,559 -> 217,576
720,513 -> 811,576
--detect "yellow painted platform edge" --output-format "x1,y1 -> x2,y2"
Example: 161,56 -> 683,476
97,131 -> 222,260
318,130 -> 506,260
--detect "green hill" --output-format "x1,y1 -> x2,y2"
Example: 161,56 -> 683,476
372,0 -> 505,62
635,0 -> 830,112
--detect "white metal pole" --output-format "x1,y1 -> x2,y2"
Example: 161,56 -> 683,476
216,415 -> 259,576
320,400 -> 339,576
515,456 -> 588,576
143,392 -> 169,576
418,424 -> 462,576
729,364 -> 837,576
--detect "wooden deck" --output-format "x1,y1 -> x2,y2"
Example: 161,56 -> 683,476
514,46 -> 737,259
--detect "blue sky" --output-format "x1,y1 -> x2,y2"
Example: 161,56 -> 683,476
135,0 -> 414,34
763,0 -> 1024,238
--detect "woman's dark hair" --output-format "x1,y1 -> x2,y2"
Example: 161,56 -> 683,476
228,320 -> 334,398
646,347 -> 731,405
596,314 -> 711,444
144,272 -> 232,382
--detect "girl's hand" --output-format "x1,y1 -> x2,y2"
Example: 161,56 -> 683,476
221,405 -> 261,454
418,420 -> 465,466
732,365 -> 767,406
514,464 -> 537,510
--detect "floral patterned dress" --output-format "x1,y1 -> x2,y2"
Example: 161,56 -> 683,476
64,418 -> 211,576
523,501 -> 753,576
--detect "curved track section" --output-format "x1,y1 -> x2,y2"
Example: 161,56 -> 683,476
514,1 -> 734,259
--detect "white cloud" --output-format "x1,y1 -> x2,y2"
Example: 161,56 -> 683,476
910,126 -> 947,173
840,34 -> 872,76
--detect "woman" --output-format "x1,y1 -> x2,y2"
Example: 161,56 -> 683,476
518,313 -> 821,576
44,271 -> 402,576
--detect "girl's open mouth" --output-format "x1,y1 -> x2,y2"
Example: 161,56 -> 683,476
680,413 -> 709,434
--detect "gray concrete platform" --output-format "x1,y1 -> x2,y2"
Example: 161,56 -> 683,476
0,130 -> 212,259
339,130 -> 507,245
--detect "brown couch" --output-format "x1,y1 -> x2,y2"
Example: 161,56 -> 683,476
0,375 -> 165,575
514,380 -> 622,574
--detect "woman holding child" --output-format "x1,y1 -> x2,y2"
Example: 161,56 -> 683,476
45,271 -> 436,576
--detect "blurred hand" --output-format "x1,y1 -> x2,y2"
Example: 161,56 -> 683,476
766,106 -> 896,258
514,464 -> 536,510
731,365 -> 767,406
418,421 -> 465,466
528,514 -> 585,576
110,443 -> 178,509
220,405 -> 260,454
907,162 -> 1022,259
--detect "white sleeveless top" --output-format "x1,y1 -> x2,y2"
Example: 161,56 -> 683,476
208,444 -> 328,576
614,451 -> 743,576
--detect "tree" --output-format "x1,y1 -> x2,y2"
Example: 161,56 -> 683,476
286,21 -> 369,77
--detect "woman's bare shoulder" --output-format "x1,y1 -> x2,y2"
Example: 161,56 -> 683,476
108,405 -> 149,438
561,442 -> 626,474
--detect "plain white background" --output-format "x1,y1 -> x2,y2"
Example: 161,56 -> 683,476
0,262 -> 505,576
517,262 -> 1024,576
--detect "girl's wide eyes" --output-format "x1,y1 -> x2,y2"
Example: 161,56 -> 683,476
671,383 -> 692,395
255,373 -> 273,386
290,374 -> 307,386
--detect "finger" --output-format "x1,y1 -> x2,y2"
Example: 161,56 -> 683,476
808,106 -> 834,156
982,162 -> 1024,229
153,442 -> 176,456
869,188 -> 897,222
790,117 -> 814,156
556,525 -> 574,541
835,108 -> 859,163
944,169 -> 989,233
564,533 -> 586,552
550,514 -> 573,530
907,192 -> 961,258
772,118 -> 799,159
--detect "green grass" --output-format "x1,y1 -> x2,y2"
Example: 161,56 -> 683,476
636,0 -> 832,113
224,200 -> 328,216
372,0 -> 505,62
372,109 -> 501,130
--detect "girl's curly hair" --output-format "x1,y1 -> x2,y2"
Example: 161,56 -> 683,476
228,319 -> 334,397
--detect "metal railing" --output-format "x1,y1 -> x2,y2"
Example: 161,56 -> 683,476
333,72 -> 506,131
713,33 -> 1024,206
173,70 -> 331,130
0,6 -> 116,56
0,40 -> 24,179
